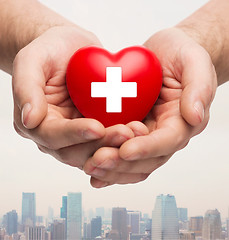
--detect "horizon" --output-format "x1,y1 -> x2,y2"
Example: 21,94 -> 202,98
1,0 -> 229,222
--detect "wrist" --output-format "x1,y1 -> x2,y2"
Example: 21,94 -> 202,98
0,0 -> 76,74
175,0 -> 229,86
176,22 -> 224,85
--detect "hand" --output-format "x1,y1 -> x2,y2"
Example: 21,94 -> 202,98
83,27 -> 217,187
12,26 -> 135,169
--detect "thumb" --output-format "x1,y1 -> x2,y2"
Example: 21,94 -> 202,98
12,52 -> 48,129
180,48 -> 217,126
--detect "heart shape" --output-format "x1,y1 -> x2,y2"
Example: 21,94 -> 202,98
66,46 -> 162,127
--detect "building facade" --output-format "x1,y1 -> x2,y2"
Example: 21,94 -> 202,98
202,209 -> 222,240
22,192 -> 36,227
189,216 -> 203,237
67,192 -> 82,240
91,216 -> 102,238
6,210 -> 18,235
127,211 -> 140,235
110,207 -> 128,240
178,208 -> 188,222
25,226 -> 45,240
151,194 -> 179,240
50,220 -> 65,240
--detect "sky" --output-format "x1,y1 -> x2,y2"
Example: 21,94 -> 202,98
1,0 -> 229,220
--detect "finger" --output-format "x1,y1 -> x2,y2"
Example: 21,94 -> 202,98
31,117 -> 105,150
120,117 -> 192,160
84,147 -> 170,174
90,172 -> 149,188
13,49 -> 48,129
39,124 -> 134,168
179,45 -> 217,126
126,121 -> 149,136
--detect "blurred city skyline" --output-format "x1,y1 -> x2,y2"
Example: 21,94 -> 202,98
1,0 -> 229,221
1,192 -> 228,240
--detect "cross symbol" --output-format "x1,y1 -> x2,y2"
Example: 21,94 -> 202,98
91,67 -> 137,113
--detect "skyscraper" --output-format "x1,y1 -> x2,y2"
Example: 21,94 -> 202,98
67,192 -> 82,240
6,210 -> 18,235
22,192 -> 36,226
189,216 -> 203,237
60,196 -> 67,239
50,220 -> 65,240
202,209 -> 222,240
127,211 -> 140,234
178,208 -> 188,222
60,196 -> 67,220
226,218 -> 229,239
91,216 -> 102,238
151,194 -> 179,240
110,207 -> 128,240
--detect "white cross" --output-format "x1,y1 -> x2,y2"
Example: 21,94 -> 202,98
91,67 -> 137,113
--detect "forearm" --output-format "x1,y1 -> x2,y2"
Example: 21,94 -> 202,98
0,0 -> 75,74
177,0 -> 229,86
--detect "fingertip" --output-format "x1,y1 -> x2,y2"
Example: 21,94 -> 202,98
90,177 -> 109,188
106,124 -> 135,145
119,138 -> 141,161
180,98 -> 205,127
84,119 -> 106,139
126,121 -> 149,136
21,102 -> 47,129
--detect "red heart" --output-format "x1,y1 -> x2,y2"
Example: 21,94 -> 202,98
66,46 -> 162,127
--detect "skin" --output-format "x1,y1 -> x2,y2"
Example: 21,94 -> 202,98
1,0 -> 229,188
84,28 -> 217,188
1,0 -> 148,183
84,0 -> 229,188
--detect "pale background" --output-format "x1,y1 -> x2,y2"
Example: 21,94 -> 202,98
1,0 -> 229,219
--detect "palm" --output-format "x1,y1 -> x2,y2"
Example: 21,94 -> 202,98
39,26 -> 102,121
13,26 -> 106,158
143,28 -> 212,140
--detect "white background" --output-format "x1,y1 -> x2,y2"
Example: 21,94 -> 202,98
1,0 -> 229,220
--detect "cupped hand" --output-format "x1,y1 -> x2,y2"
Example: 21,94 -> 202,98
12,26 -> 136,169
84,27 -> 217,188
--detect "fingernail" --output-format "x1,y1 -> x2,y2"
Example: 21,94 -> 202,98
21,103 -> 32,128
83,130 -> 100,140
194,101 -> 204,122
91,168 -> 106,177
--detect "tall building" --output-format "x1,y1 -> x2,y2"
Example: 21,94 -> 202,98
189,216 -> 203,237
151,194 -> 179,240
67,192 -> 82,240
22,192 -> 36,226
202,209 -> 222,240
91,216 -> 102,238
110,207 -> 128,240
127,211 -> 140,234
50,220 -> 65,240
178,208 -> 188,222
60,196 -> 67,239
25,226 -> 45,240
61,196 -> 67,219
226,218 -> 229,239
6,210 -> 18,235
47,207 -> 54,223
